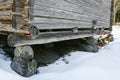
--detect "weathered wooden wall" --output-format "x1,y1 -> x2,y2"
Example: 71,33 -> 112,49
0,0 -> 30,35
0,0 -> 29,27
0,0 -> 113,35
0,0 -> 13,27
29,0 -> 112,30
0,0 -> 113,46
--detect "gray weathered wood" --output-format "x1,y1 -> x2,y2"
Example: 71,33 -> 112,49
28,0 -> 112,30
33,6 -> 108,22
33,0 -> 110,17
30,18 -> 109,29
14,31 -> 94,47
0,0 -> 113,45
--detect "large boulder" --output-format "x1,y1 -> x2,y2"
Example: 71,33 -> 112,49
11,58 -> 37,77
80,37 -> 99,52
11,46 -> 37,77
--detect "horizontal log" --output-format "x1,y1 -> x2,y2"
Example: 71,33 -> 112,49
1,22 -> 11,24
0,10 -> 12,16
0,6 -> 12,11
0,10 -> 28,17
0,16 -> 12,20
14,31 -> 93,46
0,24 -> 12,29
32,22 -> 109,30
0,29 -> 30,35
0,1 -> 13,6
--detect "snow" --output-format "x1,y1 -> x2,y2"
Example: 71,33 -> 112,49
0,26 -> 120,80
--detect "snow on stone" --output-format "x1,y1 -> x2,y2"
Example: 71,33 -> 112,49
0,26 -> 120,80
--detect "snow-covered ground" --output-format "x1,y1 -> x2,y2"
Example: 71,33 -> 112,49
0,26 -> 120,80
